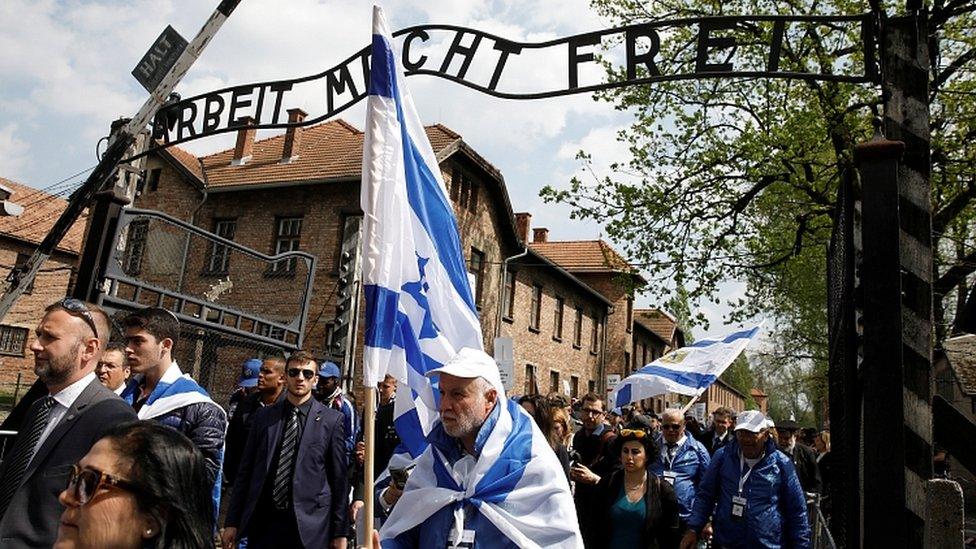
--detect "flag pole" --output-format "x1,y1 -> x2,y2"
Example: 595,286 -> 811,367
362,385 -> 377,547
680,390 -> 705,415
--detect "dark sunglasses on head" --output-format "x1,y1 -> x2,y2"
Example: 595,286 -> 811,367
65,464 -> 141,506
57,298 -> 99,339
619,428 -> 648,439
661,423 -> 683,431
287,368 -> 316,379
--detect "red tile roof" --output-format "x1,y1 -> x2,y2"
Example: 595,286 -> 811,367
0,177 -> 87,255
529,239 -> 635,273
943,334 -> 976,395
634,308 -> 679,343
176,120 -> 462,190
162,145 -> 204,182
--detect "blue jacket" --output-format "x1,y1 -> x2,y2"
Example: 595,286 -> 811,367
688,437 -> 811,548
383,403 -> 517,549
649,435 -> 711,520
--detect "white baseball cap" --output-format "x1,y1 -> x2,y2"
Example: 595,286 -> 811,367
734,410 -> 769,433
426,347 -> 505,395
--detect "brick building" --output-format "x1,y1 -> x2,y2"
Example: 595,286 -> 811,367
133,117 -> 630,404
0,177 -> 86,396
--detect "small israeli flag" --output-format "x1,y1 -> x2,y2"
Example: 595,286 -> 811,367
610,323 -> 763,408
360,6 -> 484,457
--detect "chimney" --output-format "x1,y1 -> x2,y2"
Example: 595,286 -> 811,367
533,227 -> 549,243
515,212 -> 531,242
281,108 -> 307,163
232,116 -> 256,165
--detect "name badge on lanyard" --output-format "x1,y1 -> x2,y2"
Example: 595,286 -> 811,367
447,529 -> 476,548
731,495 -> 747,519
734,453 -> 760,522
663,470 -> 677,485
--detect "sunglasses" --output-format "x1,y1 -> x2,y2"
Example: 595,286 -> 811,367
65,464 -> 141,506
661,424 -> 683,431
58,298 -> 99,339
619,429 -> 648,439
287,368 -> 316,379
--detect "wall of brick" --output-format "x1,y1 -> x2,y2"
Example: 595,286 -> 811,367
0,239 -> 77,396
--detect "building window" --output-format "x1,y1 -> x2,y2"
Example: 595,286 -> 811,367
0,325 -> 28,356
590,314 -> 600,353
270,217 -> 302,274
626,297 -> 633,333
550,370 -> 560,394
935,370 -> 955,399
588,380 -> 596,394
553,297 -> 564,341
13,254 -> 34,295
501,270 -> 515,320
625,351 -> 632,373
123,220 -> 149,276
450,167 -> 462,203
468,248 -> 485,306
570,375 -> 579,398
205,218 -> 236,274
529,284 -> 542,332
146,168 -> 161,192
525,364 -> 538,394
573,306 -> 583,348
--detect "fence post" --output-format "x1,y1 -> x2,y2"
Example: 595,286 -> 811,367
71,188 -> 130,303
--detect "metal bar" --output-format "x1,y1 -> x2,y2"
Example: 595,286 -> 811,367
0,0 -> 242,321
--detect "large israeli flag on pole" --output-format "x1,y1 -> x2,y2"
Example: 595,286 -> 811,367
361,6 -> 484,457
610,323 -> 763,408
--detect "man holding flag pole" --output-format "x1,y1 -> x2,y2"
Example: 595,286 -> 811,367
359,6 -> 582,548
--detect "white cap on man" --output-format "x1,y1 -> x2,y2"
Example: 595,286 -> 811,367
425,347 -> 506,396
734,410 -> 769,433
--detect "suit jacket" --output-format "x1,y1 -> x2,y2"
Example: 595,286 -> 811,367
696,428 -> 732,456
226,398 -> 348,548
784,443 -> 822,494
0,378 -> 136,548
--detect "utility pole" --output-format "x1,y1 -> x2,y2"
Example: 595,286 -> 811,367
0,0 -> 243,320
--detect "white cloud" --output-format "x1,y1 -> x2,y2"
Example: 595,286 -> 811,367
0,123 -> 31,180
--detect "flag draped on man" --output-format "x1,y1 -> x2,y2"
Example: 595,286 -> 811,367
360,5 -> 484,457
610,324 -> 763,408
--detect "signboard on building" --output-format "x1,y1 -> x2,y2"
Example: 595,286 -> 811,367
693,402 -> 707,424
493,336 -> 514,392
606,374 -> 622,392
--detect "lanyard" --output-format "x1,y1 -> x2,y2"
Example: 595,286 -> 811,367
738,453 -> 763,495
664,443 -> 679,470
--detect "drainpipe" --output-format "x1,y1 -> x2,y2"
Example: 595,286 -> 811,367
599,305 -> 613,394
495,246 -> 529,337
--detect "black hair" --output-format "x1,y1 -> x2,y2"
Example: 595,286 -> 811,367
122,308 -> 180,348
104,341 -> 127,355
100,421 -> 213,549
614,427 -> 660,463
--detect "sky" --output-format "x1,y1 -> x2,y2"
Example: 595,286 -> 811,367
0,0 -> 753,340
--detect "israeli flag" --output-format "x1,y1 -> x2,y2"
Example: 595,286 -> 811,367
361,6 -> 483,457
610,323 -> 763,408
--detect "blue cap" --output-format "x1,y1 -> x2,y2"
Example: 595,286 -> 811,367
610,407 -> 623,416
238,358 -> 261,388
318,361 -> 341,379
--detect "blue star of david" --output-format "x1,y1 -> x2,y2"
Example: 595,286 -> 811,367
401,254 -> 439,339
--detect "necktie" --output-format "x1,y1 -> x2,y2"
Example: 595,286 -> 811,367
0,396 -> 55,517
272,406 -> 300,509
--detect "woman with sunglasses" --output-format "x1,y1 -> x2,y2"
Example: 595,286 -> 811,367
596,427 -> 681,548
55,421 -> 213,549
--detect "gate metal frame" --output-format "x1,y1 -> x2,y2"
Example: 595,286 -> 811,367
97,207 -> 317,351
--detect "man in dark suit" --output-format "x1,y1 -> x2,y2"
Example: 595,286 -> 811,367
776,419 -> 823,494
223,350 -> 348,549
0,299 -> 136,547
696,406 -> 735,456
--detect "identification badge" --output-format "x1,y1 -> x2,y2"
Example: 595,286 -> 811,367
447,528 -> 476,548
663,471 -> 677,485
731,495 -> 747,520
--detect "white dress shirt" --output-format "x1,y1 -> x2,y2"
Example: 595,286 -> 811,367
31,372 -> 97,462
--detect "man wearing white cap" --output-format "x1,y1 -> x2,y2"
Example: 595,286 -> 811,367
378,347 -> 583,548
679,410 -> 810,549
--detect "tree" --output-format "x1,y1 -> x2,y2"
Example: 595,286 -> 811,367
541,0 -> 976,416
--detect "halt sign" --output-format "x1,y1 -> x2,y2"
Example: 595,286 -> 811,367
132,25 -> 188,93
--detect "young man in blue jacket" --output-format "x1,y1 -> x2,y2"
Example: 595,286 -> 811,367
650,408 -> 711,528
680,410 -> 811,549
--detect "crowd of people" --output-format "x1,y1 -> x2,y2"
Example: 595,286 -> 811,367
0,298 -> 834,548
